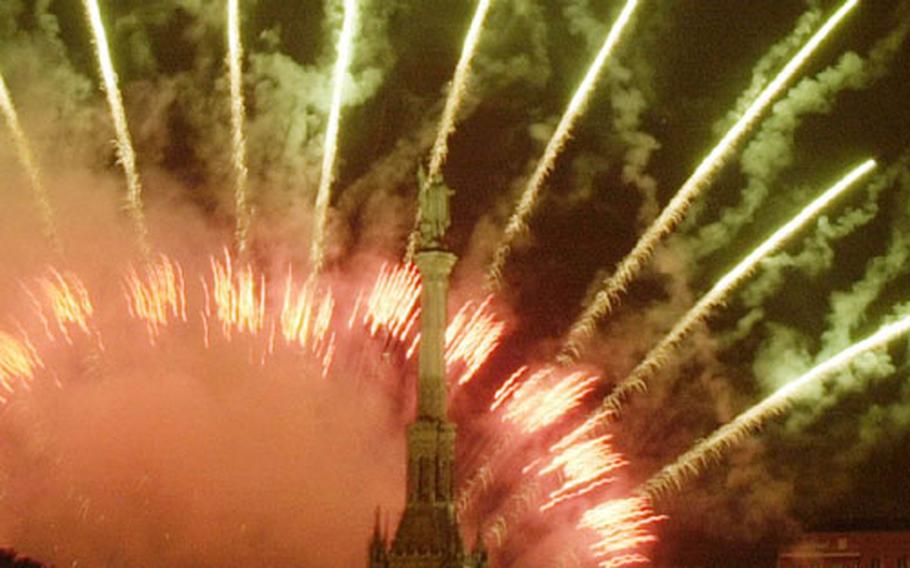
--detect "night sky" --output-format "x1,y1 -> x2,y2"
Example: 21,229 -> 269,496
1,0 -> 910,566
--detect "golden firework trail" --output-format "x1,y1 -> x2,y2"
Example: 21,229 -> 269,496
81,0 -> 150,255
637,310 -> 910,500
311,0 -> 359,272
359,262 -> 421,343
124,255 -> 188,343
600,159 -> 877,415
280,272 -> 337,370
0,73 -> 61,253
488,0 -> 641,288
562,0 -> 860,360
578,496 -> 666,566
445,295 -> 505,386
0,331 -> 43,401
227,0 -> 252,253
498,366 -> 600,433
204,250 -> 266,338
426,0 -> 493,180
405,0 -> 495,260
28,269 -> 95,345
538,435 -> 627,512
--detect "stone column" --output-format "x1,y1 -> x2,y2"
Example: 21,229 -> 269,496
414,250 -> 457,419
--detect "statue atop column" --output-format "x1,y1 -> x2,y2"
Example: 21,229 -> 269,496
417,165 -> 453,250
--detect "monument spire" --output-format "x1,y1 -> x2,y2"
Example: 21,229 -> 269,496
369,168 -> 487,568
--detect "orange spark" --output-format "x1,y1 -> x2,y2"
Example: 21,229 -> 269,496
204,250 -> 266,338
0,331 -> 43,397
445,295 -> 505,386
498,366 -> 599,433
579,496 -> 666,566
539,435 -> 628,512
363,262 -> 421,343
29,269 -> 95,344
280,274 -> 337,376
123,255 -> 188,342
491,366 -> 529,411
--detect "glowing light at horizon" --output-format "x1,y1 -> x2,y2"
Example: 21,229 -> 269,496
600,159 -> 877,415
81,0 -> 150,255
0,72 -> 60,253
638,309 -> 910,500
562,0 -> 861,360
488,0 -> 641,288
227,0 -> 251,253
312,0 -> 359,272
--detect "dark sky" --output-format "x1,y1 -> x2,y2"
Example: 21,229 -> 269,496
2,0 -> 910,566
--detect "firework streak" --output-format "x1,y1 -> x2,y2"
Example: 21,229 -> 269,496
598,159 -> 876,414
81,0 -> 150,255
637,310 -> 910,500
0,253 -> 663,564
312,0 -> 359,272
579,497 -> 666,567
227,0 -> 251,253
0,72 -> 60,252
488,0 -> 641,288
562,0 -> 860,360
405,0 -> 495,261
0,331 -> 43,402
123,255 -> 188,343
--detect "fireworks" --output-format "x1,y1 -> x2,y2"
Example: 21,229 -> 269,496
497,366 -> 600,433
280,274 -> 337,374
227,0 -> 251,253
359,262 -> 421,343
124,255 -> 188,343
578,496 -> 666,566
2,1 -> 908,566
562,0 -> 861,360
0,73 -> 59,253
81,0 -> 150,255
203,251 -> 267,338
405,0 -> 494,261
638,310 -> 910,500
538,435 -> 628,512
446,295 -> 505,386
312,0 -> 360,272
29,269 -> 95,345
600,159 -> 877,414
488,0 -> 641,288
0,331 -> 42,399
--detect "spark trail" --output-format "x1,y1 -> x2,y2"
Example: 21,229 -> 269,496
405,0 -> 494,260
311,0 -> 359,272
124,255 -> 188,343
0,332 -> 43,401
0,73 -> 60,253
81,0 -> 150,255
227,0 -> 251,253
488,0 -> 641,288
599,159 -> 877,415
579,496 -> 666,566
561,0 -> 861,360
637,310 -> 910,500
